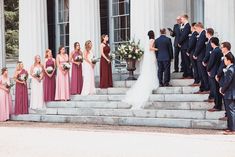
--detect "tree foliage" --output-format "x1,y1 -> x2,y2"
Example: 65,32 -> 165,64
4,0 -> 19,59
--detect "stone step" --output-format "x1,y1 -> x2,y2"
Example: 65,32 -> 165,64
28,108 -> 225,120
70,94 -> 209,102
113,79 -> 194,88
46,101 -> 213,110
95,86 -> 199,95
10,114 -> 227,130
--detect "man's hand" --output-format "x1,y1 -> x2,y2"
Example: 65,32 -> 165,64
219,88 -> 224,96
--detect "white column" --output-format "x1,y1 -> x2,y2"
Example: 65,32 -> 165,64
131,0 -> 163,48
69,0 -> 101,76
204,0 -> 235,53
19,0 -> 48,71
0,0 -> 5,69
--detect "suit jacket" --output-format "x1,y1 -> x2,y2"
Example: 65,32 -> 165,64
207,47 -> 223,78
155,35 -> 173,61
187,31 -> 198,55
194,30 -> 207,61
221,64 -> 235,100
217,52 -> 234,78
170,24 -> 181,47
203,39 -> 213,63
178,23 -> 191,50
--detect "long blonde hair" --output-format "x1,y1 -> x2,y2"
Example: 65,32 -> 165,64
85,40 -> 92,51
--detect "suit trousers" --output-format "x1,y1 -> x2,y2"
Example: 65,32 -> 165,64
174,46 -> 181,71
158,60 -> 171,85
197,61 -> 209,91
181,49 -> 192,77
190,55 -> 200,83
210,77 -> 222,110
224,99 -> 235,131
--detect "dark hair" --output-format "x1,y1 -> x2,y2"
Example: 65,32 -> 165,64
221,42 -> 231,51
1,67 -> 7,75
206,28 -> 214,36
147,30 -> 155,39
191,22 -> 197,27
101,34 -> 108,43
195,22 -> 204,28
160,28 -> 166,35
225,53 -> 235,63
74,42 -> 80,50
58,45 -> 64,54
210,37 -> 220,46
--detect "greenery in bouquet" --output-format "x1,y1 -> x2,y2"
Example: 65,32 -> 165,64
33,69 -> 41,78
74,55 -> 83,63
109,53 -> 116,61
18,73 -> 28,81
116,40 -> 144,61
46,66 -> 54,74
63,62 -> 71,71
91,57 -> 100,64
5,82 -> 14,89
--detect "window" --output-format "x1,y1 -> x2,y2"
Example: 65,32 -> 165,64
110,0 -> 130,69
56,0 -> 69,53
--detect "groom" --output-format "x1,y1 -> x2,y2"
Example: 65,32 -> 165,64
155,28 -> 173,87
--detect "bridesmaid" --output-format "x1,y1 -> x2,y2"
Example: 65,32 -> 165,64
100,34 -> 113,88
0,67 -> 13,121
70,42 -> 83,95
44,49 -> 56,101
30,55 -> 44,109
14,61 -> 29,115
81,40 -> 96,95
55,46 -> 70,101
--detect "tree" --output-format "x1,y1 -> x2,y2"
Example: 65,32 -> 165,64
4,0 -> 19,59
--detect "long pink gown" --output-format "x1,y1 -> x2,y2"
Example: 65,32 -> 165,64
15,69 -> 29,115
0,76 -> 13,121
70,51 -> 83,95
55,54 -> 70,100
81,51 -> 96,95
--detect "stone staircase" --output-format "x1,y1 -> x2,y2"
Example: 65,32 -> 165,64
11,73 -> 227,129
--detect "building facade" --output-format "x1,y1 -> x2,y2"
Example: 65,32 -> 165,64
18,0 -> 235,75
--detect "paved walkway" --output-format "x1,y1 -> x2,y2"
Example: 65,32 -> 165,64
0,122 -> 235,157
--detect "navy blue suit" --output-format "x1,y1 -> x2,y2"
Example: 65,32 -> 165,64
203,39 -> 213,64
155,35 -> 173,85
178,23 -> 192,77
194,30 -> 209,91
207,47 -> 223,110
170,24 -> 181,71
221,64 -> 235,131
187,31 -> 199,83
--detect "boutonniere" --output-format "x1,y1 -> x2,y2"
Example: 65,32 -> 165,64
221,56 -> 224,61
223,68 -> 227,73
205,41 -> 209,44
209,51 -> 212,54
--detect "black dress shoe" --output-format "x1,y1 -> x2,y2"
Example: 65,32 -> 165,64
159,83 -> 164,87
164,83 -> 172,87
173,70 -> 179,73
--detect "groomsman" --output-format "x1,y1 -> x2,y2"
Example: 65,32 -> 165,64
220,53 -> 235,135
193,22 -> 210,93
203,28 -> 215,102
178,14 -> 192,78
206,37 -> 223,111
155,28 -> 173,87
215,42 -> 234,118
187,22 -> 200,86
169,16 -> 182,73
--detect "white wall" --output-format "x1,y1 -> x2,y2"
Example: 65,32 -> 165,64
0,0 -> 5,69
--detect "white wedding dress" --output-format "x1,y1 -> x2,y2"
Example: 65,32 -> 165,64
123,39 -> 159,109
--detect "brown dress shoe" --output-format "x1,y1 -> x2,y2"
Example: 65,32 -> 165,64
223,131 -> 235,135
219,117 -> 228,121
190,83 -> 200,87
203,98 -> 215,103
207,108 -> 220,112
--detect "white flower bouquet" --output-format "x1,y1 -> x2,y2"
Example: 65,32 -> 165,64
5,82 -> 14,89
91,57 -> 100,64
18,73 -> 28,81
63,62 -> 71,70
74,55 -> 83,63
46,66 -> 54,74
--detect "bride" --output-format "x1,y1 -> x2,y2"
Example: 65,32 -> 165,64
123,30 -> 159,109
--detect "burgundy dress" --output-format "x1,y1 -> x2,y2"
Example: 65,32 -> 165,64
100,44 -> 113,88
44,58 -> 56,101
71,51 -> 83,94
15,69 -> 29,115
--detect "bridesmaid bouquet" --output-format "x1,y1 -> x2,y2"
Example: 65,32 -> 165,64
63,62 -> 71,71
5,82 -> 14,89
74,55 -> 83,63
18,73 -> 28,81
91,57 -> 100,64
46,66 -> 54,74
109,53 -> 116,61
33,69 -> 41,78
